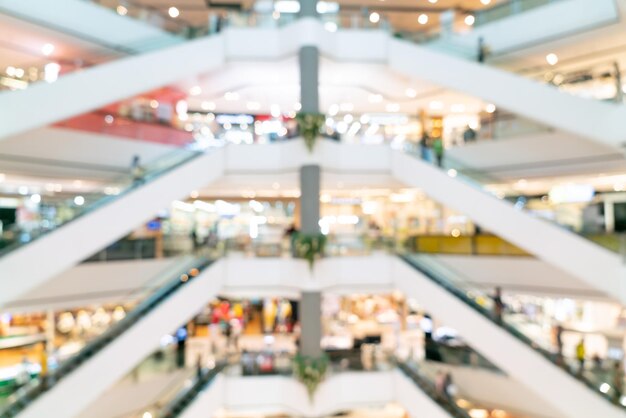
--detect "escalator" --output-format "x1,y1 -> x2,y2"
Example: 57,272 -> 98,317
395,361 -> 471,418
0,257 -> 224,418
153,350 -> 469,418
156,363 -> 225,418
0,147 -> 225,307
395,254 -> 626,418
391,148 -> 626,304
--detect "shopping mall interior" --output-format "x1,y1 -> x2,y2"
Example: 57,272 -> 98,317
2,0 -> 626,417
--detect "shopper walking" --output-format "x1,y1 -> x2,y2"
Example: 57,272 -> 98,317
576,338 -> 586,375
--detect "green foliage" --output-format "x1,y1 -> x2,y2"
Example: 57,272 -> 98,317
293,353 -> 329,400
293,232 -> 327,270
295,113 -> 325,152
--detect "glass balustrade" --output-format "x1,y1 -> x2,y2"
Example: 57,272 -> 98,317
400,254 -> 626,409
0,147 -> 203,259
400,142 -> 626,254
0,257 -> 216,418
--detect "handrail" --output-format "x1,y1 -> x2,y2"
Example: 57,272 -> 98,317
0,147 -> 204,259
399,254 -> 625,409
396,361 -> 471,418
157,363 -> 226,418
0,258 -> 216,418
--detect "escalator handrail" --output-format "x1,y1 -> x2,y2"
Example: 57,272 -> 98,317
0,149 -> 205,259
396,361 -> 471,418
157,363 -> 226,418
399,254 -> 622,407
0,257 -> 216,418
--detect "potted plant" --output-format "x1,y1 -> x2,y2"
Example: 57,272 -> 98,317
293,353 -> 329,401
295,113 -> 325,152
293,232 -> 327,270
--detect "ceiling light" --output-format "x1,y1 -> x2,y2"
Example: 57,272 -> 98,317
485,103 -> 496,113
316,1 -> 339,14
30,194 -> 41,204
324,22 -> 337,32
429,100 -> 443,110
176,100 -> 188,116
328,104 -> 339,115
481,0 -> 492,4
14,68 -> 24,78
343,114 -> 353,123
274,0 -> 300,13
150,100 -> 159,109
428,0 -> 437,3
386,103 -> 400,112
465,15 -> 475,26
74,196 -> 85,206
224,91 -> 239,101
168,7 -> 180,18
5,66 -> 16,77
270,104 -> 281,117
117,5 -> 128,15
451,104 -> 465,113
418,14 -> 429,25
189,85 -> 202,96
44,63 -> 60,83
369,12 -> 380,23
369,94 -> 383,103
247,101 -> 260,110
405,88 -> 417,98
201,101 -> 215,111
546,53 -> 559,66
41,43 -> 55,56
294,102 -> 302,111
339,103 -> 354,111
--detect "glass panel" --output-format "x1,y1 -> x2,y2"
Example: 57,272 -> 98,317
400,143 -> 625,254
0,147 -> 202,258
401,254 -> 626,409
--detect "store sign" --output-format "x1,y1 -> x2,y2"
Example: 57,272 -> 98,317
549,184 -> 595,204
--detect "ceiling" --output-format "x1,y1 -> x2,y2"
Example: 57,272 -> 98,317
181,56 -> 487,115
0,13 -> 118,72
98,0 -> 503,32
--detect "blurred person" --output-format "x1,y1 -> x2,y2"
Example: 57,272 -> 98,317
492,287 -> 505,323
477,37 -> 489,63
576,338 -> 586,375
130,155 -> 145,183
592,353 -> 603,371
432,137 -> 444,167
462,125 -> 477,143
419,133 -> 430,161
241,349 -> 255,375
552,323 -> 564,356
435,370 -> 446,398
443,372 -> 455,400
613,360 -> 624,404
